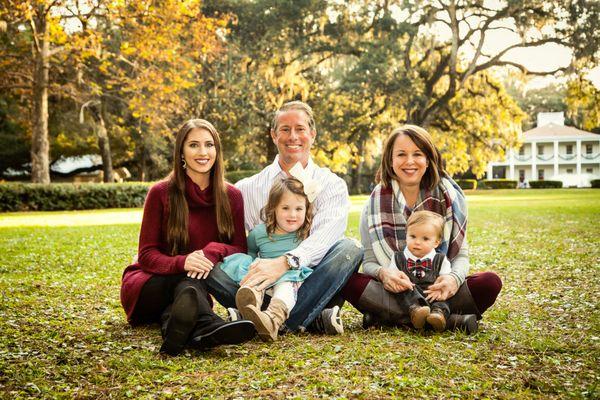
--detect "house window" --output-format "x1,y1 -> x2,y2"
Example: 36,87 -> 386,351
538,145 -> 544,155
519,170 -> 525,180
566,144 -> 573,155
566,168 -> 573,174
538,169 -> 544,180
518,147 -> 525,156
587,144 -> 593,154
586,168 -> 593,174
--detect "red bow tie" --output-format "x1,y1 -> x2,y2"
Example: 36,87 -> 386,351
407,258 -> 431,279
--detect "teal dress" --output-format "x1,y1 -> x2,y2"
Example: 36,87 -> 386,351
219,223 -> 313,285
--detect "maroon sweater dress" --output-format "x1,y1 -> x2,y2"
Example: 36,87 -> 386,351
120,176 -> 247,323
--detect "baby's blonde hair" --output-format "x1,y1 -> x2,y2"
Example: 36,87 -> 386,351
261,178 -> 313,240
406,210 -> 444,240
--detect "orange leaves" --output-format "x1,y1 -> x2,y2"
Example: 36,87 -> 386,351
99,0 -> 228,134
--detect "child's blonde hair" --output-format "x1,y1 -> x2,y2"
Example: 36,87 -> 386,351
261,178 -> 313,240
406,210 -> 444,240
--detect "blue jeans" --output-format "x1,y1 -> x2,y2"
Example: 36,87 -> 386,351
206,238 -> 363,331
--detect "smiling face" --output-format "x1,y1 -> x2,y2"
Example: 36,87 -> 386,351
274,190 -> 307,235
271,109 -> 316,171
391,133 -> 429,189
182,128 -> 216,187
406,222 -> 441,258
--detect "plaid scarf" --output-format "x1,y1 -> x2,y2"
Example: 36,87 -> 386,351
366,177 -> 467,268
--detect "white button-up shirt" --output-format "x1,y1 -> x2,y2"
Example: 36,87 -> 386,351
235,155 -> 350,268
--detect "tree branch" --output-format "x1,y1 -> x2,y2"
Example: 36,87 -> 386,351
0,84 -> 32,89
469,38 -> 567,76
490,60 -> 570,76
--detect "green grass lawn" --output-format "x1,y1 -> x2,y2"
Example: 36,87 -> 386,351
1,189 -> 599,398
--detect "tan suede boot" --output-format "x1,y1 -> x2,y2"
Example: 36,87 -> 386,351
235,286 -> 264,313
243,298 -> 289,342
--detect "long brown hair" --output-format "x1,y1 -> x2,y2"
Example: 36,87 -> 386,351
167,119 -> 234,255
377,124 -> 445,191
261,178 -> 313,241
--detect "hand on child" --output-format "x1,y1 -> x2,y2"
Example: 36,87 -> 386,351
240,256 -> 288,291
378,268 -> 414,293
184,250 -> 214,279
424,275 -> 458,302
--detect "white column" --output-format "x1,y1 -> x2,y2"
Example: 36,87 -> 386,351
508,148 -> 515,179
487,163 -> 493,180
576,139 -> 582,176
553,141 -> 559,178
531,142 -> 537,180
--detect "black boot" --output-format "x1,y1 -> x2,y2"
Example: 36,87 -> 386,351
447,283 -> 481,319
447,314 -> 478,335
189,319 -> 256,350
362,312 -> 381,329
188,282 -> 256,350
160,286 -> 200,356
355,280 -> 412,328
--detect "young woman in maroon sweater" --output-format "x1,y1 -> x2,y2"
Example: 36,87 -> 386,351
120,119 -> 255,355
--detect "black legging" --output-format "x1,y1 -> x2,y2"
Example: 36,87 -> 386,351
130,274 -> 213,326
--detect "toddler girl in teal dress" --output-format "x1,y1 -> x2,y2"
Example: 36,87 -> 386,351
220,177 -> 314,341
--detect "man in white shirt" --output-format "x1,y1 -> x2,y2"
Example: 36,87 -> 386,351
207,101 -> 363,333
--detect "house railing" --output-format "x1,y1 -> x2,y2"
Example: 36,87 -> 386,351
514,155 -> 531,161
582,152 -> 600,160
558,153 -> 576,160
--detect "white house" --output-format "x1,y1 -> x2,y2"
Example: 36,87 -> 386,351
486,113 -> 600,188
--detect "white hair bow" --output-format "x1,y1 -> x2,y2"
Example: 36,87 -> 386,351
289,162 -> 322,203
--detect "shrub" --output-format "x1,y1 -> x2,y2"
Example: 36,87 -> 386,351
591,179 -> 600,188
480,179 -> 518,189
528,180 -> 563,189
225,170 -> 260,184
456,179 -> 477,190
0,182 -> 152,212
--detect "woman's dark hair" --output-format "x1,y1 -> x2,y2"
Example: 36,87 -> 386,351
167,119 -> 233,255
376,124 -> 445,190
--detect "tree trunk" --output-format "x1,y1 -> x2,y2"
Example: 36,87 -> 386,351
139,144 -> 147,182
350,139 -> 366,194
265,125 -> 277,166
30,6 -> 50,184
351,161 -> 363,195
88,101 -> 114,182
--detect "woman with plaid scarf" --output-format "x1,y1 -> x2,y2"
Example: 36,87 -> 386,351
342,125 -> 502,333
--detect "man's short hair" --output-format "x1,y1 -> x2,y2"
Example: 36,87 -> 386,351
406,210 -> 444,240
271,101 -> 316,132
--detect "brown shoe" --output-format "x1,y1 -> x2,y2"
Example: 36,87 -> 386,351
242,298 -> 289,342
427,309 -> 447,332
409,305 -> 430,329
235,286 -> 264,313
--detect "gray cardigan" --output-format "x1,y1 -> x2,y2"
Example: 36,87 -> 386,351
359,204 -> 470,287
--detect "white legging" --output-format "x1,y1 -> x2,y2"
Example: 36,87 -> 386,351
269,281 -> 297,311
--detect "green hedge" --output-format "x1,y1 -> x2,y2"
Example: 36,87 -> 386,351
528,180 -> 563,189
591,179 -> 600,188
479,179 -> 518,189
0,172 -> 264,211
0,182 -> 152,212
225,170 -> 260,184
456,179 -> 477,190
